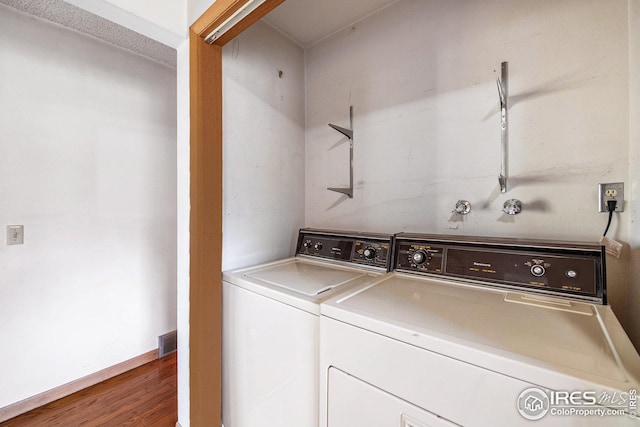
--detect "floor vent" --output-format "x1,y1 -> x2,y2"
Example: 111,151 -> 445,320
158,330 -> 177,358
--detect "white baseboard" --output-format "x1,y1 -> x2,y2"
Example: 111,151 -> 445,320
0,349 -> 158,423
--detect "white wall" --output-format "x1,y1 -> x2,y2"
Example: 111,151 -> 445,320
305,0 -> 634,339
0,6 -> 177,409
222,21 -> 306,270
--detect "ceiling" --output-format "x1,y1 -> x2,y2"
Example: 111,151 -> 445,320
0,0 -> 400,66
0,0 -> 175,67
263,0 -> 399,48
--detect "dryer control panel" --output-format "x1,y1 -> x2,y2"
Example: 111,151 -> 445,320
394,233 -> 606,304
296,229 -> 391,270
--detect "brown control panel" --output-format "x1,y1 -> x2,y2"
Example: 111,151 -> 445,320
296,229 -> 392,270
394,234 -> 606,304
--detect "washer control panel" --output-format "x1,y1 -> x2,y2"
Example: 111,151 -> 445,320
394,234 -> 606,304
296,229 -> 392,270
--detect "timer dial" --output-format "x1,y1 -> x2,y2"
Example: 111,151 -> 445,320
411,250 -> 430,265
363,247 -> 376,260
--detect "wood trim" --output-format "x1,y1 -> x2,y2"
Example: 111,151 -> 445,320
189,0 -> 284,425
188,28 -> 223,427
212,0 -> 286,46
191,0 -> 250,36
0,350 -> 158,423
191,0 -> 286,43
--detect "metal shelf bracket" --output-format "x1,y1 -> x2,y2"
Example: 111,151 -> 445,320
497,61 -> 508,193
327,106 -> 354,198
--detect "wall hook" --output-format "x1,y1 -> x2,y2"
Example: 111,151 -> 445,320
327,106 -> 354,198
497,61 -> 508,193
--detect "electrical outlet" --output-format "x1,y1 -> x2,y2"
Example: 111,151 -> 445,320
6,225 -> 24,245
598,183 -> 624,212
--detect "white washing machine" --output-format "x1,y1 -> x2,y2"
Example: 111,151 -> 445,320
222,228 -> 392,427
320,233 -> 640,427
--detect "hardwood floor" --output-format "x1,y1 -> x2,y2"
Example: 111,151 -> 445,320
1,353 -> 177,427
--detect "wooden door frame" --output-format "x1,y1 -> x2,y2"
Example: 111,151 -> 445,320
189,0 -> 284,425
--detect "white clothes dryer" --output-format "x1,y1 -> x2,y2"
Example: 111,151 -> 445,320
320,233 -> 640,427
222,229 -> 391,427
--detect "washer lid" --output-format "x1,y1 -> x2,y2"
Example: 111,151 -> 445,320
244,260 -> 368,296
325,274 -> 637,386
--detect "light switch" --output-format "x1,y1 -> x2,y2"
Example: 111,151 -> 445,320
7,225 -> 24,245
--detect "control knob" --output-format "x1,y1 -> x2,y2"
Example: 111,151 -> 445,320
314,242 -> 323,250
530,265 -> 546,277
303,241 -> 311,249
411,250 -> 430,265
363,247 -> 376,260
